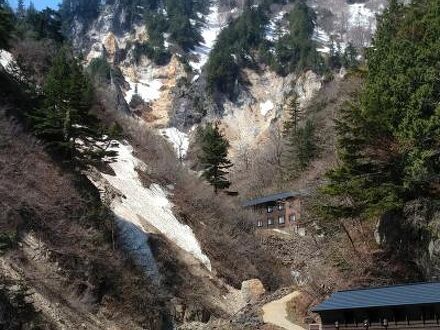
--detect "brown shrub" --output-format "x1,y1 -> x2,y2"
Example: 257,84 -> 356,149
0,107 -> 168,328
172,171 -> 291,290
11,38 -> 57,86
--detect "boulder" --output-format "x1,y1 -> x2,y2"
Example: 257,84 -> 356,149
241,279 -> 266,304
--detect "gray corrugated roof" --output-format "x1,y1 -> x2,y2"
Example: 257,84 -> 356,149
242,192 -> 300,207
312,282 -> 440,312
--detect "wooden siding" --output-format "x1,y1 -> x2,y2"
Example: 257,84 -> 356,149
317,304 -> 440,330
321,323 -> 440,329
252,196 -> 304,232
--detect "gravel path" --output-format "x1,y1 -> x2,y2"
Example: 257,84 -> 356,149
262,291 -> 306,330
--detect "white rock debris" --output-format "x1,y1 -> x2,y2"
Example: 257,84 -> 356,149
96,141 -> 211,270
160,127 -> 190,159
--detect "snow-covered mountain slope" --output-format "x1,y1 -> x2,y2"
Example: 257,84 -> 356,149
68,0 -> 387,157
189,3 -> 225,76
310,0 -> 387,51
89,140 -> 211,271
58,0 -> 390,174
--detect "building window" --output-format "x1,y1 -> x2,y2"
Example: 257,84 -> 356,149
267,218 -> 274,226
267,205 -> 273,213
278,203 -> 284,211
278,216 -> 285,225
289,214 -> 296,222
257,220 -> 263,227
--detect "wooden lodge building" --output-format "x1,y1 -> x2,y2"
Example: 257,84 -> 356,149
242,192 -> 306,235
311,282 -> 440,329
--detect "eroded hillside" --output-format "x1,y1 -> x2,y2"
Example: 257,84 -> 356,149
9,1 -> 440,329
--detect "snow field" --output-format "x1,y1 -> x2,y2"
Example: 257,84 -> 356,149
160,127 -> 190,159
99,141 -> 211,270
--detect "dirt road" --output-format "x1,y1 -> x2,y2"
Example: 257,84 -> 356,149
262,291 -> 306,330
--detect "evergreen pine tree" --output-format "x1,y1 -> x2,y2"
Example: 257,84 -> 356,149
294,119 -> 317,169
0,1 -> 13,49
283,93 -> 300,137
342,43 -> 358,69
17,0 -> 25,18
197,123 -> 233,193
322,0 -> 440,221
30,47 -> 114,166
284,119 -> 317,176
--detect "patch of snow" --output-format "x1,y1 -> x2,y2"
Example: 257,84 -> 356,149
316,46 -> 331,54
260,100 -> 274,116
0,50 -> 13,70
313,26 -> 332,54
313,26 -> 330,44
190,3 -> 224,73
164,32 -> 171,48
348,3 -> 375,28
124,71 -> 163,104
0,50 -> 21,78
160,127 -> 189,159
265,11 -> 286,42
97,141 -> 211,270
116,217 -> 161,282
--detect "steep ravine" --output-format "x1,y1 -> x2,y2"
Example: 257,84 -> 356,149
88,140 -> 211,272
69,0 -> 386,159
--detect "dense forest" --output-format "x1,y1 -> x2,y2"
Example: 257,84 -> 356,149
316,0 -> 440,282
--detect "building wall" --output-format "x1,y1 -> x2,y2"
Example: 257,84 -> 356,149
321,322 -> 440,329
253,197 -> 304,234
318,304 -> 440,330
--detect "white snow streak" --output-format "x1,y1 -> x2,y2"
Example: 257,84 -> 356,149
160,127 -> 189,159
99,141 -> 211,270
313,26 -> 331,54
265,11 -> 286,42
190,3 -> 224,72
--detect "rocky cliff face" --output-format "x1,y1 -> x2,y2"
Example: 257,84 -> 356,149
65,0 -> 387,159
376,199 -> 440,280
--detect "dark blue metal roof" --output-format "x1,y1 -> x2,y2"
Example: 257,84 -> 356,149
242,192 -> 301,207
312,282 -> 440,312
